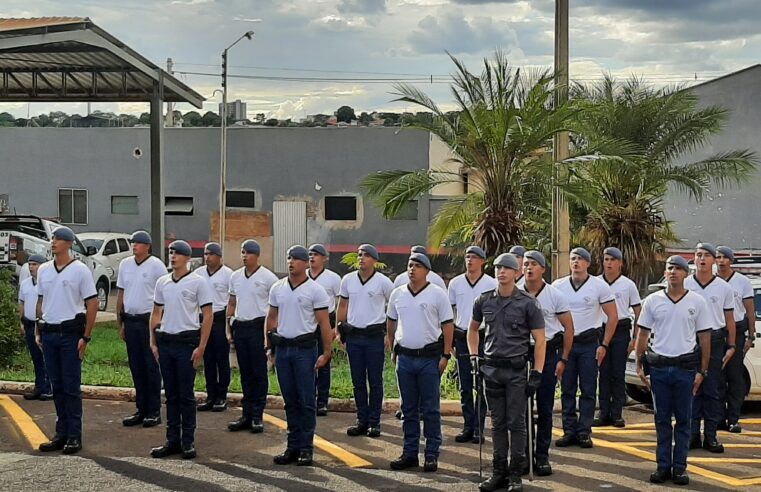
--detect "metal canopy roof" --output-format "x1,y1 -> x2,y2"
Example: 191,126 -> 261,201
0,17 -> 204,107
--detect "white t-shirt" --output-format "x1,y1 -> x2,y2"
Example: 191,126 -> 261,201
683,275 -> 733,331
387,283 -> 454,349
196,265 -> 233,313
638,289 -> 712,357
229,265 -> 278,321
448,272 -> 497,329
18,276 -> 39,321
19,262 -> 31,285
154,271 -> 213,334
37,259 -> 97,324
516,274 -> 526,290
524,282 -> 571,340
600,274 -> 642,321
723,271 -> 754,322
552,275 -> 615,334
269,277 -> 331,338
117,255 -> 167,315
394,270 -> 447,290
309,268 -> 342,313
339,270 -> 394,327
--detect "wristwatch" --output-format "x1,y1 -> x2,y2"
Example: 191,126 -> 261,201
442,353 -> 452,360
81,336 -> 92,343
698,369 -> 708,377
559,357 -> 569,364
727,344 -> 737,350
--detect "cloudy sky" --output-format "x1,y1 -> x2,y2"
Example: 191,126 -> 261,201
1,0 -> 759,120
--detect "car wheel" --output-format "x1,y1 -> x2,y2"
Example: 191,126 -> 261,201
626,383 -> 652,404
96,279 -> 109,312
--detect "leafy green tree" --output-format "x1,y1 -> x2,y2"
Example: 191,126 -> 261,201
336,105 -> 356,123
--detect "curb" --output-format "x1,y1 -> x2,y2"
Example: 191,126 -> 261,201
0,381 -> 465,416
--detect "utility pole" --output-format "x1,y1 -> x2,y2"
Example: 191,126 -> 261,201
551,0 -> 570,280
219,49 -> 228,248
165,58 -> 174,127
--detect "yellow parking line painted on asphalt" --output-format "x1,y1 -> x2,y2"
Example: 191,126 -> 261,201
0,395 -> 48,449
736,418 -> 761,425
262,413 -> 372,468
689,458 -> 761,464
592,429 -> 656,434
622,442 -> 761,449
734,430 -> 761,437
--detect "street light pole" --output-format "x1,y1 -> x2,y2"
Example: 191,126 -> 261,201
219,31 -> 254,252
552,0 -> 570,280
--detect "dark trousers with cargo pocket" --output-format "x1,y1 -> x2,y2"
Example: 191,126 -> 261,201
202,311 -> 231,404
561,338 -> 598,438
598,319 -> 630,422
41,331 -> 83,440
484,363 -> 528,473
233,318 -> 268,421
158,338 -> 198,448
124,314 -> 162,417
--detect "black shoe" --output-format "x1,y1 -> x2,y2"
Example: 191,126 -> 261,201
347,422 -> 369,437
142,415 -> 161,428
273,448 -> 299,465
197,400 -> 214,411
703,439 -> 724,453
182,444 -> 197,459
367,426 -> 381,438
228,416 -> 253,432
556,433 -> 577,447
316,406 -> 328,417
592,415 -> 612,427
390,454 -> 419,470
251,420 -> 264,434
649,468 -> 671,484
39,393 -> 54,401
479,473 -> 506,492
536,460 -> 553,476
395,409 -> 403,420
612,418 -> 625,428
297,450 -> 313,466
423,456 -> 438,472
39,436 -> 66,452
728,423 -> 742,433
689,436 -> 702,449
717,420 -> 729,431
455,429 -> 474,443
62,438 -> 82,455
472,434 -> 485,444
506,475 -> 523,492
151,442 -> 182,458
23,391 -> 42,400
578,435 -> 593,448
122,412 -> 144,427
672,469 -> 690,485
212,400 -> 227,412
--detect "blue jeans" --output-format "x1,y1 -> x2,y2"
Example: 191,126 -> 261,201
692,333 -> 724,441
158,341 -> 198,447
124,316 -> 161,416
533,344 -> 559,461
396,354 -> 442,458
276,344 -> 318,453
561,340 -> 598,437
233,319 -> 268,421
23,320 -> 50,394
598,321 -> 630,421
346,334 -> 385,426
651,366 -> 695,472
454,335 -> 485,434
202,313 -> 231,403
41,332 -> 82,439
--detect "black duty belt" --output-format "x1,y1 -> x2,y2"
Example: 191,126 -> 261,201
645,349 -> 699,370
233,317 -> 265,329
711,328 -> 727,341
484,354 -> 528,369
546,333 -> 564,352
574,327 -> 600,344
20,316 -> 36,326
340,322 -> 386,339
40,313 -> 85,335
122,312 -> 151,322
394,340 -> 444,358
155,329 -> 201,346
269,330 -> 318,348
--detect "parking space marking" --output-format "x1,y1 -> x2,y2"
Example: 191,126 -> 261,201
689,458 -> 761,464
620,442 -> 761,449
0,395 -> 48,449
262,413 -> 372,468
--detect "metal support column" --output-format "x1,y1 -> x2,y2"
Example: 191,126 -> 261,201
150,73 -> 165,261
552,0 -> 570,280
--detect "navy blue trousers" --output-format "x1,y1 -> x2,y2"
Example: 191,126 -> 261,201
598,320 -> 631,421
397,354 -> 442,458
276,344 -> 318,453
652,365 -> 694,472
41,332 -> 82,439
561,339 -> 598,437
233,318 -> 268,421
23,320 -> 50,395
124,315 -> 162,416
454,335 -> 486,435
202,312 -> 231,403
158,341 -> 198,447
346,333 -> 385,426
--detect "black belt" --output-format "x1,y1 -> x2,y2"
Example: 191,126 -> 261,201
201,310 -> 227,323
269,330 -> 318,348
711,328 -> 727,341
574,327 -> 600,344
736,318 -> 749,334
122,312 -> 151,322
394,340 -> 444,358
40,313 -> 85,335
484,354 -> 528,369
340,322 -> 386,339
645,349 -> 699,369
20,316 -> 36,326
155,329 -> 201,346
546,333 -> 564,352
233,317 -> 265,329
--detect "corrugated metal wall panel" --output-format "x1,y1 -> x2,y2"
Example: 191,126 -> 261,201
273,201 -> 306,274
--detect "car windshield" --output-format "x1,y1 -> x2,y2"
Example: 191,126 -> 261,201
81,239 -> 103,251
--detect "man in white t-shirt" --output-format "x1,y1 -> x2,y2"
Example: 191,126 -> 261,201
17,254 -> 51,400
308,243 -> 342,416
116,230 -> 166,428
36,226 -> 98,455
149,240 -> 214,460
196,242 -> 233,412
634,255 -> 711,486
393,245 -> 446,289
265,245 -> 333,467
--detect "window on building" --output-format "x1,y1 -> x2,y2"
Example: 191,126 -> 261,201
324,196 -> 357,221
462,171 -> 470,194
165,196 -> 194,216
58,188 -> 88,225
226,190 -> 256,208
390,200 -> 418,220
111,195 -> 138,215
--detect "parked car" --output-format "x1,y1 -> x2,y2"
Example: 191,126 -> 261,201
0,215 -> 113,311
78,232 -> 133,284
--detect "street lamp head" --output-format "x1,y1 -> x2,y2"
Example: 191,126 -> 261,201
244,31 -> 255,40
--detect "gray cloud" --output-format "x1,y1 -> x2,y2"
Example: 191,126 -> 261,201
337,0 -> 386,14
408,7 -> 517,54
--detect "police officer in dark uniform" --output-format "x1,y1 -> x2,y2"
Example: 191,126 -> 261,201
469,253 -> 546,492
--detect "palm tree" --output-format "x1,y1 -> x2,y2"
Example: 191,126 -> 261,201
360,51 -> 582,257
570,75 -> 757,284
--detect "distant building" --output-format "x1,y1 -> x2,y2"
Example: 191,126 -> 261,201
219,100 -> 247,122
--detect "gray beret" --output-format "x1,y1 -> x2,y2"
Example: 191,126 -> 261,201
508,245 -> 526,257
308,243 -> 328,257
571,247 -> 591,263
52,226 -> 76,242
204,242 -> 222,257
603,247 -> 623,261
716,245 -> 735,262
241,239 -> 261,255
696,242 -> 717,258
666,255 -> 690,272
130,230 -> 152,245
524,250 -> 546,268
494,253 -> 520,271
465,245 -> 486,259
28,254 -> 47,264
358,243 -> 379,261
168,240 -> 192,257
287,245 -> 309,262
409,253 -> 431,270
410,245 -> 427,255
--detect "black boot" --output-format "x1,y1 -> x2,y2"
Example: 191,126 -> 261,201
479,458 -> 507,492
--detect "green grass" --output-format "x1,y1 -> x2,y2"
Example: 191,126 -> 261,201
0,322 -> 461,400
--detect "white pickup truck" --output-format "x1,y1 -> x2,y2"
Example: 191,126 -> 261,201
0,215 -> 113,311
